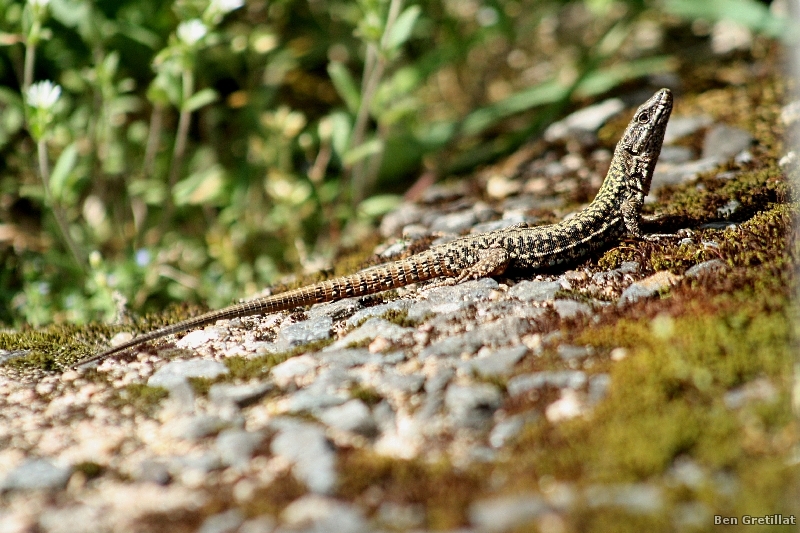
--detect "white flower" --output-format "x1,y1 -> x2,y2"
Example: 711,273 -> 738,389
135,249 -> 151,267
177,19 -> 207,46
27,80 -> 61,109
28,0 -> 50,7
476,7 -> 499,27
208,0 -> 244,15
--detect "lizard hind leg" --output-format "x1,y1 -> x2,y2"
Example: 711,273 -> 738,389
455,244 -> 511,282
430,244 -> 511,288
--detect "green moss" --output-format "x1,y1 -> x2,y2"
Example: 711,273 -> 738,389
596,247 -> 630,271
751,390 -> 794,430
135,509 -> 206,533
656,166 -> 787,227
114,384 -> 169,415
569,509 -> 671,533
0,302 -> 212,371
599,201 -> 791,280
0,323 -> 123,370
473,373 -> 508,392
553,288 -> 597,303
379,289 -> 401,303
349,384 -> 383,406
240,471 -> 307,517
333,234 -> 385,275
719,203 -> 792,269
187,377 -> 214,396
336,448 -> 487,529
223,338 -> 334,380
381,309 -> 418,328
346,338 -> 373,349
502,293 -> 795,522
73,461 -> 104,480
353,308 -> 419,329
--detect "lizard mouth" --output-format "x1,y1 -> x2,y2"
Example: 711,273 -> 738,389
650,88 -> 674,123
654,88 -> 674,121
655,87 -> 673,103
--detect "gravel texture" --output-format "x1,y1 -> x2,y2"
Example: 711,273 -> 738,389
0,92 -> 785,533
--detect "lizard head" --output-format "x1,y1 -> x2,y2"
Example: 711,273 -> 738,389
620,88 -> 673,157
617,88 -> 673,196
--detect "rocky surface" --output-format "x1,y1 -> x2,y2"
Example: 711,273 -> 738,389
1,80 -> 796,532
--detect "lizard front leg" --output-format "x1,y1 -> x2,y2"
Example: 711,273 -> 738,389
621,192 -> 643,238
622,168 -> 677,241
621,160 -> 649,238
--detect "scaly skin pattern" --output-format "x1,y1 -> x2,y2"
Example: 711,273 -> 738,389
73,88 -> 673,368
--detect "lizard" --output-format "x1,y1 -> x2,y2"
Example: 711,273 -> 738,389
72,88 -> 672,369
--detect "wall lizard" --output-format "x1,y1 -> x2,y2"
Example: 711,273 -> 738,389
73,88 -> 672,368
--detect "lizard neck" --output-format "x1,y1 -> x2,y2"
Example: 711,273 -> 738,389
565,151 -> 630,230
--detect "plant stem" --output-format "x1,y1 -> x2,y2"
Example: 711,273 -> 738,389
134,102 -> 164,243
171,69 -> 194,190
23,42 -> 36,96
144,103 -> 164,179
161,69 -> 194,230
37,139 -> 87,270
349,46 -> 381,203
349,0 -> 403,203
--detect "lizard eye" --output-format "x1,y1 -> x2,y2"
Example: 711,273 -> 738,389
637,112 -> 650,123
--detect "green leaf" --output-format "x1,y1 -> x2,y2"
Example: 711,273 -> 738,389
358,194 -> 402,218
415,121 -> 457,148
48,0 -> 93,30
19,183 -> 44,202
116,20 -> 162,49
182,88 -> 219,112
328,62 -> 361,113
49,143 -> 78,201
461,81 -> 566,137
148,72 -> 179,106
663,0 -> 789,39
574,56 -> 676,97
101,51 -> 120,77
357,11 -> 384,43
372,65 -> 423,120
385,5 -> 421,50
343,138 -> 383,166
173,164 -> 226,206
585,0 -> 617,15
460,56 -> 674,137
0,88 -> 24,148
328,111 -> 353,159
128,179 -> 166,204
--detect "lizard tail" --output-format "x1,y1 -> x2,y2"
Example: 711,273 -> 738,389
73,249 -> 449,368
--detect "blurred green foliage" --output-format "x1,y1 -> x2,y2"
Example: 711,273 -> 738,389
0,0 -> 788,326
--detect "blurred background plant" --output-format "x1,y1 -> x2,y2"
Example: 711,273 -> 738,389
0,0 -> 788,326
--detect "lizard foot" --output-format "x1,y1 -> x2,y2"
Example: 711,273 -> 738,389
501,221 -> 530,230
425,277 -> 459,289
642,233 -> 679,241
